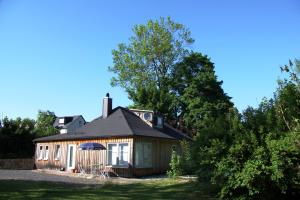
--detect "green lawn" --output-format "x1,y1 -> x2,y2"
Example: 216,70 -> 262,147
0,179 -> 217,200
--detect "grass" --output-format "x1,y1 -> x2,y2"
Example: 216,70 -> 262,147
0,179 -> 218,200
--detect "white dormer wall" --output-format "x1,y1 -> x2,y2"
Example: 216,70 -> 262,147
130,109 -> 154,127
58,118 -> 65,124
60,129 -> 68,134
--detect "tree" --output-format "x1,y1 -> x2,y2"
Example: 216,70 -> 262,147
171,53 -> 233,181
280,59 -> 300,89
160,53 -> 234,182
34,110 -> 58,137
109,17 -> 194,119
210,59 -> 300,199
174,53 -> 233,132
0,117 -> 35,158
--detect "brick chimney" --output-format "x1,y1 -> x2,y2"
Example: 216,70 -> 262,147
102,93 -> 112,118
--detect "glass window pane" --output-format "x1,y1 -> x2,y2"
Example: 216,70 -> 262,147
119,143 -> 129,165
55,145 -> 61,160
69,146 -> 73,167
38,146 -> 43,160
108,144 -> 118,165
135,143 -> 143,167
44,146 -> 49,160
135,142 -> 152,168
144,143 -> 152,167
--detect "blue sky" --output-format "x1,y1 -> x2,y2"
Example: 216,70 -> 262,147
0,0 -> 299,121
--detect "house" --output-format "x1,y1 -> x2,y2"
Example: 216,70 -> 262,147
33,94 -> 191,177
53,115 -> 86,134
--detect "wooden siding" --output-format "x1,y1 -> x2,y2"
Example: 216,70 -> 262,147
35,137 -> 133,177
35,136 -> 179,177
132,136 -> 179,177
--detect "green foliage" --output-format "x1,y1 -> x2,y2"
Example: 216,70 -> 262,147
167,140 -> 195,178
0,117 -> 36,158
34,110 -> 58,137
175,53 -> 233,132
266,131 -> 300,193
206,59 -> 300,199
109,18 -> 232,132
276,58 -> 300,131
179,140 -> 195,174
109,17 -> 194,119
0,110 -> 58,158
215,130 -> 300,200
275,81 -> 300,131
167,150 -> 183,178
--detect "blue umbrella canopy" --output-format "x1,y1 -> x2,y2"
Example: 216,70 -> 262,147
79,142 -> 106,150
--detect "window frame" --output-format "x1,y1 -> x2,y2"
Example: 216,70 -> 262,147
106,142 -> 130,168
135,142 -> 153,168
54,144 -> 61,160
43,145 -> 49,160
38,145 -> 43,160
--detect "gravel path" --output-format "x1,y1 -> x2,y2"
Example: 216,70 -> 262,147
0,170 -> 109,185
0,169 -> 168,185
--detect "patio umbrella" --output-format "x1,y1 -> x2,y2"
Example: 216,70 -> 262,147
79,142 -> 106,150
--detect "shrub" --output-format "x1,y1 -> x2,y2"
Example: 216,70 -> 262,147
167,150 -> 183,178
180,140 -> 195,174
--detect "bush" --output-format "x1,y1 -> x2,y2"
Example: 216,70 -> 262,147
180,140 -> 195,174
167,150 -> 183,178
167,140 -> 196,178
214,131 -> 300,200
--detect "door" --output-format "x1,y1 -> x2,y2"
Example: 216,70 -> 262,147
67,144 -> 76,170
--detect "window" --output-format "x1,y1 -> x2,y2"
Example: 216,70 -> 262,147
135,143 -> 142,167
44,146 -> 49,160
60,129 -> 67,134
155,116 -> 163,128
68,146 -> 73,168
38,145 -> 49,160
143,143 -> 152,167
119,143 -> 129,165
38,146 -> 43,160
143,112 -> 152,121
59,118 -> 65,124
107,143 -> 129,167
108,144 -> 118,165
157,117 -> 162,125
54,145 -> 61,160
135,142 -> 153,168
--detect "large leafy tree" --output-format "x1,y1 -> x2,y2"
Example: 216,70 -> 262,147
34,110 -> 58,137
275,59 -> 300,131
173,52 -> 233,132
109,17 -> 194,118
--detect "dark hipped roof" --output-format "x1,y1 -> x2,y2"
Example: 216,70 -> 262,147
34,107 -> 191,142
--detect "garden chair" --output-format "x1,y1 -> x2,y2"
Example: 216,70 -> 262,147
77,162 -> 87,176
98,165 -> 113,179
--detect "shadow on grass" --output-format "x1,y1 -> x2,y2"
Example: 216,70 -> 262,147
0,179 -> 218,200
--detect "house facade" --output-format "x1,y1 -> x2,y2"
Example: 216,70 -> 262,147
33,94 -> 190,177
